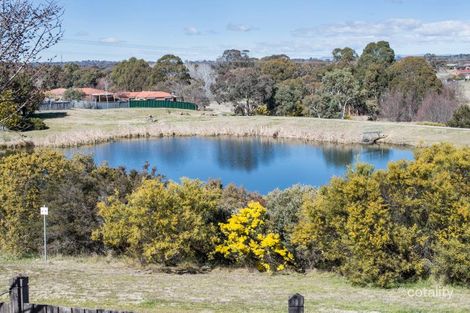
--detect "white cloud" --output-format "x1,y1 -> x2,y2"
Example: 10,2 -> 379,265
184,26 -> 202,36
227,23 -> 256,32
292,19 -> 470,44
100,37 -> 124,44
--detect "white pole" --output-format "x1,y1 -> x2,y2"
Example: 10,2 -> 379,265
40,205 -> 48,263
43,213 -> 47,262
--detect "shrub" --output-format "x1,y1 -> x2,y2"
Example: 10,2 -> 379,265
0,90 -> 22,130
265,185 -> 316,244
215,202 -> 293,272
293,144 -> 470,287
0,150 -> 70,255
416,85 -> 460,123
218,183 -> 264,214
433,227 -> 470,286
93,178 -> 223,265
0,150 -> 152,256
27,117 -> 48,130
379,91 -> 417,122
447,105 -> 470,128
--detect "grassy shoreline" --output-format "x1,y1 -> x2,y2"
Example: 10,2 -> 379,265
1,256 -> 469,313
0,108 -> 469,149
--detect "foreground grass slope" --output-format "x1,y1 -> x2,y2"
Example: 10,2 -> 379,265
0,257 -> 469,313
1,108 -> 469,148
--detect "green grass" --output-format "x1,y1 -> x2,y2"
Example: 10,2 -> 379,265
1,108 -> 469,148
0,256 -> 469,313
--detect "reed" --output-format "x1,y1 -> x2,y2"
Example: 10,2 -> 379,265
1,108 -> 470,148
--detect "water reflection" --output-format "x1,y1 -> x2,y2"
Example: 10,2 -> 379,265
215,138 -> 289,172
148,138 -> 191,165
321,144 -> 356,168
321,144 -> 392,168
62,137 -> 414,194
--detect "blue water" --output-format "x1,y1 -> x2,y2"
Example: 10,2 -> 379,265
63,137 -> 414,194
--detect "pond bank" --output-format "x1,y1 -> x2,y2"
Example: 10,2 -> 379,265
1,108 -> 469,149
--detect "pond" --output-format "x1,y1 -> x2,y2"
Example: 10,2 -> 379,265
63,137 -> 414,194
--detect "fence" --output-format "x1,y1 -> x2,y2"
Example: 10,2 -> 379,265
129,99 -> 198,110
39,101 -> 130,111
0,276 -> 305,313
0,277 -> 132,313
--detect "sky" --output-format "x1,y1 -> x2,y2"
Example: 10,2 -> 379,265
42,0 -> 470,61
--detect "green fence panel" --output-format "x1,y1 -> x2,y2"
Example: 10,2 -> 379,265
129,99 -> 198,110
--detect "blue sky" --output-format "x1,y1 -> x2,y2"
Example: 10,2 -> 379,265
43,0 -> 470,61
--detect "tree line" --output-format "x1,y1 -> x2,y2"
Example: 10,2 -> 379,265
0,144 -> 468,287
39,43 -> 470,128
1,0 -> 470,132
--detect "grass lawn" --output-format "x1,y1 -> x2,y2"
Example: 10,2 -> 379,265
0,256 -> 469,313
1,108 -> 469,148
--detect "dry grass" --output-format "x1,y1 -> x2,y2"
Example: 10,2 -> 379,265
0,256 -> 469,313
0,108 -> 469,148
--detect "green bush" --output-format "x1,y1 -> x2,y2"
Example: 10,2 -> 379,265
28,117 -> 48,130
293,144 -> 470,287
266,185 -> 316,243
0,150 -> 154,256
434,230 -> 470,286
447,105 -> 470,128
93,178 -> 224,265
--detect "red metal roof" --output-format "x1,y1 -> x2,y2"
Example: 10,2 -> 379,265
117,91 -> 173,99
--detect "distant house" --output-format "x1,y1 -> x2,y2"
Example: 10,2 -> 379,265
45,88 -> 178,102
81,88 -> 116,102
454,69 -> 470,80
116,91 -> 177,101
46,87 -> 116,102
45,88 -> 67,101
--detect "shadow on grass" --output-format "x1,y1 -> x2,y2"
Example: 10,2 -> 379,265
33,112 -> 68,119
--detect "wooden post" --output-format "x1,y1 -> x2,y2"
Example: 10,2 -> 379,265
288,293 -> 304,313
9,276 -> 29,313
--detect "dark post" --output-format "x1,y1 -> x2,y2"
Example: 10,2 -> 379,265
9,276 -> 29,313
288,293 -> 304,313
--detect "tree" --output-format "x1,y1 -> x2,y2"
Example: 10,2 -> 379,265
0,91 -> 22,130
111,57 -> 152,91
416,85 -> 460,123
357,41 -> 395,71
381,57 -> 443,121
447,105 -> 470,128
61,63 -> 81,88
332,47 -> 358,66
214,49 -> 254,79
40,65 -> 65,89
273,78 -> 307,116
63,88 -> 85,101
152,54 -> 191,85
387,57 -> 442,102
0,0 -> 62,130
0,69 -> 45,130
259,56 -> 297,83
155,79 -> 210,108
316,69 -> 363,119
211,67 -> 274,115
74,67 -> 105,88
356,41 -> 395,99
